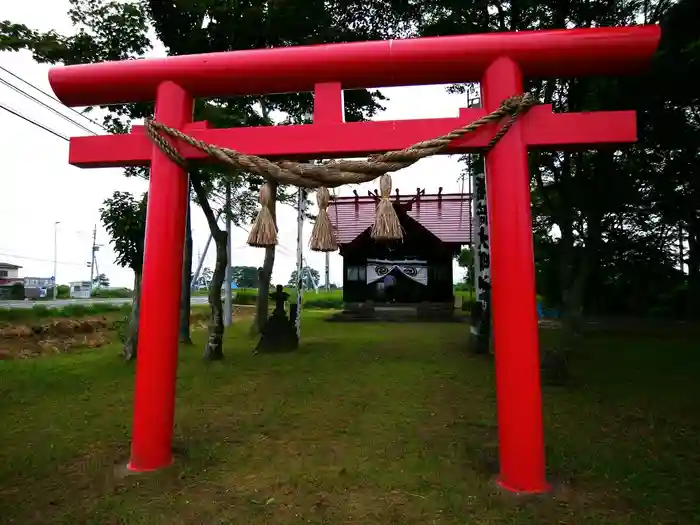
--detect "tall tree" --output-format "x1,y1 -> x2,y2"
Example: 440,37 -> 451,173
288,266 -> 321,289
1,1 -> 252,356
100,191 -> 147,360
231,266 -> 259,288
455,248 -> 474,287
198,267 -> 214,288
92,273 -> 110,288
144,0 -> 410,340
180,197 -> 193,345
414,0 -> 695,381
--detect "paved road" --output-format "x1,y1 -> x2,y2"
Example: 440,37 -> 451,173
0,296 -> 211,310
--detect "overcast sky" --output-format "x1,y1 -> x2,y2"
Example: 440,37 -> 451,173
0,1 -> 469,289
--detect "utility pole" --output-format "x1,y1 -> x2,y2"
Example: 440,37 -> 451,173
295,189 -> 305,337
325,252 -> 330,292
191,209 -> 224,290
52,221 -> 60,300
224,181 -> 233,326
679,222 -> 684,272
89,224 -> 97,288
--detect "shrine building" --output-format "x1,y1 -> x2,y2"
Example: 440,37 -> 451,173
328,188 -> 472,312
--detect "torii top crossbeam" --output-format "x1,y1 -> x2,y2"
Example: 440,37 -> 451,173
50,26 -> 661,169
50,26 -> 660,107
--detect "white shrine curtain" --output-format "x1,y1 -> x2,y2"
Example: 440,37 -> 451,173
366,259 -> 428,286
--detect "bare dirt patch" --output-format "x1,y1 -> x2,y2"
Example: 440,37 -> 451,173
0,316 -> 119,359
0,306 -> 254,360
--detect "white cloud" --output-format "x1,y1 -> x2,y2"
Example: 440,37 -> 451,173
0,1 -> 470,289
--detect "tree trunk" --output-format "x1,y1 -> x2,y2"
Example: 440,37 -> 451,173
203,229 -> 227,360
542,218 -> 586,386
253,246 -> 277,334
180,195 -> 193,345
123,271 -> 142,361
252,182 -> 278,334
687,219 -> 700,319
190,172 -> 227,360
540,152 -> 583,386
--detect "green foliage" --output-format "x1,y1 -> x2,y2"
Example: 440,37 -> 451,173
231,266 -> 258,288
287,266 -> 321,289
229,288 -> 343,309
418,0 -> 700,320
455,248 -> 473,268
8,283 -> 24,300
113,315 -> 129,343
0,303 -> 129,323
302,295 -> 343,309
56,285 -> 70,299
91,287 -> 132,299
461,299 -> 477,314
233,289 -> 258,306
0,1 -> 150,64
99,191 -> 147,273
92,273 -> 110,288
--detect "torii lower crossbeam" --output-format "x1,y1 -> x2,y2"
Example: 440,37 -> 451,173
67,82 -> 636,168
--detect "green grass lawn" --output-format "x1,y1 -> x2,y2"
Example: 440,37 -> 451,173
0,313 -> 698,524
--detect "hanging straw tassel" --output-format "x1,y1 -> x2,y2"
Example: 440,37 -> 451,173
309,187 -> 338,252
247,182 -> 278,247
371,174 -> 403,241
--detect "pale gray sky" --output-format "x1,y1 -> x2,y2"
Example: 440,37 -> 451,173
0,1 -> 468,288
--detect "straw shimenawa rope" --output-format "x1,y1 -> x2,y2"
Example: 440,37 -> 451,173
372,174 -> 402,242
309,187 -> 337,252
247,182 -> 277,247
146,93 -> 535,249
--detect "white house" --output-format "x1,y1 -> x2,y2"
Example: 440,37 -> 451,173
69,281 -> 92,299
0,263 -> 24,300
0,262 -> 21,280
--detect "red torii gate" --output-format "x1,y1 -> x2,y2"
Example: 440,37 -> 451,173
49,25 -> 660,493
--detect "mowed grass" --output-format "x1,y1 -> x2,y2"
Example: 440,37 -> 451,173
0,313 -> 699,524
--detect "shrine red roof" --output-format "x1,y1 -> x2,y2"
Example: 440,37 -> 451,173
328,192 -> 472,245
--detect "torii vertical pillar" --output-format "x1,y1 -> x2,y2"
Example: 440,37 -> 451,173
128,82 -> 193,471
482,58 -> 547,492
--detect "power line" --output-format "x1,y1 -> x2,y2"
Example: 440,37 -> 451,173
0,251 -> 87,267
0,64 -> 107,131
232,223 -> 296,257
0,101 -> 69,141
0,76 -> 98,135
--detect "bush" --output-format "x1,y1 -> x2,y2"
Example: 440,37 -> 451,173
304,296 -> 343,309
234,289 -> 258,305
57,285 -> 70,299
9,283 -> 25,300
114,315 -> 129,343
92,287 -> 133,299
461,299 -> 478,315
227,288 -> 344,309
0,303 -> 129,323
455,289 -> 475,302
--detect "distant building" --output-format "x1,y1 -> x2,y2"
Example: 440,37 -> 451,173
0,263 -> 24,299
0,262 -> 22,282
69,281 -> 92,299
23,277 -> 55,299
